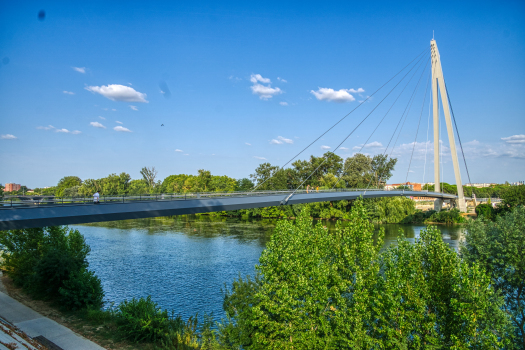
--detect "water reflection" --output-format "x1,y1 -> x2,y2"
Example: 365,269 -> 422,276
75,215 -> 464,322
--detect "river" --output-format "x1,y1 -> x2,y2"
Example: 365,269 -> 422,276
73,215 -> 464,322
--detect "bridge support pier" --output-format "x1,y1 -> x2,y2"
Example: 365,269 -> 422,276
434,198 -> 444,212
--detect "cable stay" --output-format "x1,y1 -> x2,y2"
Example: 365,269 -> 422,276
331,55 -> 429,189
284,54 -> 430,200
252,46 -> 430,192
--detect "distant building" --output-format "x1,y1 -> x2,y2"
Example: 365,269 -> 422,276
511,181 -> 524,186
4,183 -> 21,192
464,183 -> 497,188
384,182 -> 422,191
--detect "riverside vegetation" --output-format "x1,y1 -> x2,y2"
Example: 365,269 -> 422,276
6,151 -> 522,224
1,199 -> 524,349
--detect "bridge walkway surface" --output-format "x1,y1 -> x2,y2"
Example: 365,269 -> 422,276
0,189 -> 457,230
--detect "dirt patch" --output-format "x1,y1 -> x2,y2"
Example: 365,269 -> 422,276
0,273 -> 150,350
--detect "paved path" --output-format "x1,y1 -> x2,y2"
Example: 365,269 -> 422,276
0,286 -> 105,350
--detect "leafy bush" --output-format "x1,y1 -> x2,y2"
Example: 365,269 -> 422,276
0,226 -> 103,310
427,208 -> 466,224
475,203 -> 495,220
463,206 -> 525,349
220,200 -> 511,349
114,296 -> 184,343
500,185 -> 525,211
59,269 -> 104,310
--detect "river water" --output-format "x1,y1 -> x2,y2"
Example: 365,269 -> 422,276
73,215 -> 463,322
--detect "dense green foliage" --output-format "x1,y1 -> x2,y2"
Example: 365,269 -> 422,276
462,206 -> 525,349
475,203 -> 495,220
424,182 -> 524,200
220,201 -> 511,349
0,226 -> 104,310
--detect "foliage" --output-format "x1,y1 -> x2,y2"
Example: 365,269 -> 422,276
0,226 -> 103,310
427,208 -> 466,224
462,206 -> 525,349
55,176 -> 82,197
221,201 -> 510,349
364,196 -> 416,223
476,203 -> 495,220
141,166 -> 158,188
236,178 -> 254,192
59,269 -> 105,310
114,295 -> 184,343
500,185 -> 525,211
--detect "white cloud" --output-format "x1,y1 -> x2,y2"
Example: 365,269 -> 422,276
279,102 -> 288,106
37,125 -> 55,130
339,147 -> 349,151
184,154 -> 189,156
114,126 -> 132,132
85,84 -> 148,103
349,88 -> 365,94
228,75 -> 242,81
250,74 -> 271,84
56,128 -> 70,133
408,170 -> 415,173
352,141 -> 383,150
129,105 -> 138,111
72,67 -> 86,74
175,149 -> 183,152
321,145 -> 331,150
277,77 -> 287,83
90,122 -> 106,129
1,134 -> 17,139
251,84 -> 282,100
254,156 -> 267,160
71,130 -> 82,134
98,116 -> 106,120
245,143 -> 251,146
116,121 -> 123,124
270,136 -> 293,145
465,140 -> 480,146
63,91 -> 75,95
310,88 -> 359,103
501,134 -> 525,144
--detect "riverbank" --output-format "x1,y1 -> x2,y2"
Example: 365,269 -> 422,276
0,270 -> 155,350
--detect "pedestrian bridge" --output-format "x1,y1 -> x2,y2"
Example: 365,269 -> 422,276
0,189 -> 457,230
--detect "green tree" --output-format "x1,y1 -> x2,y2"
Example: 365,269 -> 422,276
236,178 -> 254,192
462,207 -> 525,348
140,166 -> 158,188
370,154 -> 397,188
340,153 -> 372,188
221,200 -> 511,349
500,185 -> 525,211
55,176 -> 82,197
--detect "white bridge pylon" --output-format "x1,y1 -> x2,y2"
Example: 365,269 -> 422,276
431,39 -> 467,212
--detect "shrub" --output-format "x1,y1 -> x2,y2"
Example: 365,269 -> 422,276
427,208 -> 465,224
0,226 -> 103,311
114,296 -> 184,343
463,207 -> 525,349
220,200 -> 511,349
59,269 -> 105,310
475,203 -> 495,220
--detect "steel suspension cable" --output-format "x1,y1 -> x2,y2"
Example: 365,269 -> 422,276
365,57 -> 430,190
331,56 -> 428,189
444,82 -> 473,186
251,47 -> 430,192
404,68 -> 431,184
288,55 -> 429,196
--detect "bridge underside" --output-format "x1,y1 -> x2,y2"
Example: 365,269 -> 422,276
0,191 -> 457,230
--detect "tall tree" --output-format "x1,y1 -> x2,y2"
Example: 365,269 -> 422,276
140,167 -> 158,188
370,154 -> 397,188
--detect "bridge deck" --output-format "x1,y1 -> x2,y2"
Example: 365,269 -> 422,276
0,190 -> 457,230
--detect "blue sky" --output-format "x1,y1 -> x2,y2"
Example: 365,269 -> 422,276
1,0 -> 524,188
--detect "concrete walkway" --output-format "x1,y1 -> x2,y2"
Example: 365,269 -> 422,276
0,290 -> 105,350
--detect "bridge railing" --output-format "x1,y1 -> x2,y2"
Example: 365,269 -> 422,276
0,187 -> 402,209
